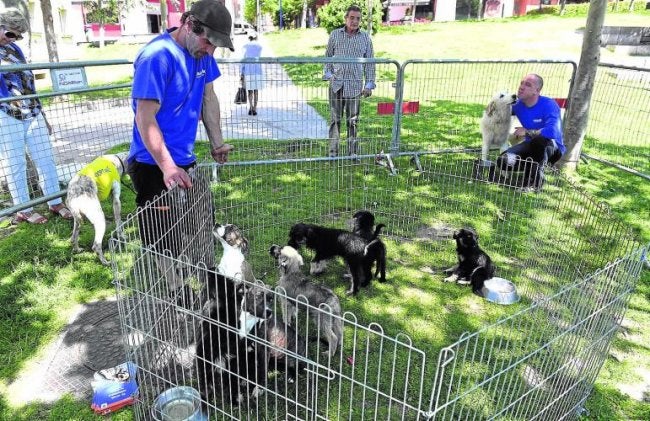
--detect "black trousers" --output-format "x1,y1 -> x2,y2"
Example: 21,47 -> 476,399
128,160 -> 196,257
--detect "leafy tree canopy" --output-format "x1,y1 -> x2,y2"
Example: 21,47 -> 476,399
317,0 -> 383,34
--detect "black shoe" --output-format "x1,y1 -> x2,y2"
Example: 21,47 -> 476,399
252,110 -> 257,115
248,109 -> 252,115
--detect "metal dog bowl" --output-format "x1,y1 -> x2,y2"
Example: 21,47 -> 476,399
151,386 -> 206,421
481,277 -> 520,305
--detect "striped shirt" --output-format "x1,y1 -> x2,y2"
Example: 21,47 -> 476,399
324,27 -> 375,98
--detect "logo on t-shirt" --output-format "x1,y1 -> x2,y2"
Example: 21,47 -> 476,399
533,118 -> 542,123
196,69 -> 206,78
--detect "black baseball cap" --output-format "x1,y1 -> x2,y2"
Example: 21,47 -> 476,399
190,0 -> 234,51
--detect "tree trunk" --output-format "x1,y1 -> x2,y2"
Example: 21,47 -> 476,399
301,0 -> 307,29
161,0 -> 168,31
39,0 -> 59,62
628,0 -> 636,12
561,0 -> 607,172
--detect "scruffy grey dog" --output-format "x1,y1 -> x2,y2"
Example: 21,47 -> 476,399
443,228 -> 496,295
480,92 -> 517,162
214,223 -> 256,284
269,244 -> 343,357
66,152 -> 127,265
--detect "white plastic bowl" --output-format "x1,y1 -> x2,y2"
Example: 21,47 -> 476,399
151,386 -> 206,421
481,277 -> 520,305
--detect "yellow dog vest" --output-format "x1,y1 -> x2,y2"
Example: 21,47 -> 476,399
78,156 -> 120,201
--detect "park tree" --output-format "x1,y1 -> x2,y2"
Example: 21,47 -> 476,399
561,0 -> 607,171
39,0 -> 58,61
317,0 -> 383,34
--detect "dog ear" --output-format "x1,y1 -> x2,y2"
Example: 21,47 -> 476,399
486,101 -> 496,117
269,245 -> 280,258
453,230 -> 460,239
241,238 -> 249,255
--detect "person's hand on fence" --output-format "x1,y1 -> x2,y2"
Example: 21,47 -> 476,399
211,143 -> 234,164
163,166 -> 192,190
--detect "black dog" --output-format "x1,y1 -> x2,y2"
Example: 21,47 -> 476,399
352,210 -> 387,283
443,228 -> 495,295
288,222 -> 383,295
195,270 -> 253,406
239,283 -> 309,386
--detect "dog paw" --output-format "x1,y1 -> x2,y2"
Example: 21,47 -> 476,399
342,273 -> 352,279
252,386 -> 264,398
443,275 -> 458,283
345,289 -> 357,296
457,279 -> 471,285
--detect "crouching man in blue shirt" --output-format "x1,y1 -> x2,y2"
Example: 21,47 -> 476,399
496,73 -> 565,190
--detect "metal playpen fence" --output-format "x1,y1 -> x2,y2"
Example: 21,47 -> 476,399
110,151 -> 646,420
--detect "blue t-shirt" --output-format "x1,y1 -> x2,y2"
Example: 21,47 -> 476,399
129,30 -> 220,166
513,96 -> 565,155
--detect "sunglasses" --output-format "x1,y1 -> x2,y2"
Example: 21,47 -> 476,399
3,28 -> 23,41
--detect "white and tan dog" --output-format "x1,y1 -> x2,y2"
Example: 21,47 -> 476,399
480,92 -> 517,162
66,152 -> 127,265
214,223 -> 256,284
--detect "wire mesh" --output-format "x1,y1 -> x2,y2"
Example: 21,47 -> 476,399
111,153 -> 645,420
582,64 -> 650,177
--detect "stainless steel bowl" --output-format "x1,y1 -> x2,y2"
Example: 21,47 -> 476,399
481,277 -> 520,305
151,386 -> 206,421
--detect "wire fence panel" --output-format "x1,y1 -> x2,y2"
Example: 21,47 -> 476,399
204,57 -> 401,162
398,60 -> 576,154
0,61 -> 133,216
110,154 -> 645,420
582,64 -> 650,177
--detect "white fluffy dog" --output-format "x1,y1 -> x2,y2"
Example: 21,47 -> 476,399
480,92 -> 517,162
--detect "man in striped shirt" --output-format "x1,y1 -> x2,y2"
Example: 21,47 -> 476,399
323,5 -> 375,157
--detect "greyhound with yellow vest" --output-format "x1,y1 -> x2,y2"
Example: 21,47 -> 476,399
66,152 -> 127,265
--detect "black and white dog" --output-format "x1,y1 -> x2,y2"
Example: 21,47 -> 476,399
287,222 -> 383,295
443,228 -> 496,295
195,270 -> 252,405
351,210 -> 387,283
269,245 -> 343,357
66,152 -> 127,265
214,223 -> 256,284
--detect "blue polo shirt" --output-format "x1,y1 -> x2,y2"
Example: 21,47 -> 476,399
129,30 -> 220,166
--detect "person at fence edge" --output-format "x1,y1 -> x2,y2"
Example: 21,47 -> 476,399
0,8 -> 73,224
127,0 -> 234,290
241,34 -> 264,116
495,73 -> 565,190
323,4 -> 376,158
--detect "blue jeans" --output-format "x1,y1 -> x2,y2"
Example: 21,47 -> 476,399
0,111 -> 63,211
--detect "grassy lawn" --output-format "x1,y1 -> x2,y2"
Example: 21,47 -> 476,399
1,9 -> 648,420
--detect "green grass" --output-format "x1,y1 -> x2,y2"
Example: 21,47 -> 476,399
1,10 -> 649,420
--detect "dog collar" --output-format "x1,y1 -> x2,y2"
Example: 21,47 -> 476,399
115,154 -> 125,174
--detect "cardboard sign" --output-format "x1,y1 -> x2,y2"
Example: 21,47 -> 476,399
51,67 -> 88,91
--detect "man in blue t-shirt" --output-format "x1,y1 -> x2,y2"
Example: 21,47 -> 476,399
496,73 -> 565,190
128,0 -> 235,293
128,0 -> 234,206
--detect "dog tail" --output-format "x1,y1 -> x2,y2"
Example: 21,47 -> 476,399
363,224 -> 386,256
371,223 -> 386,241
470,267 -> 492,295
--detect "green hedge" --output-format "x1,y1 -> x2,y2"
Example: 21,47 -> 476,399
527,1 -> 650,18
